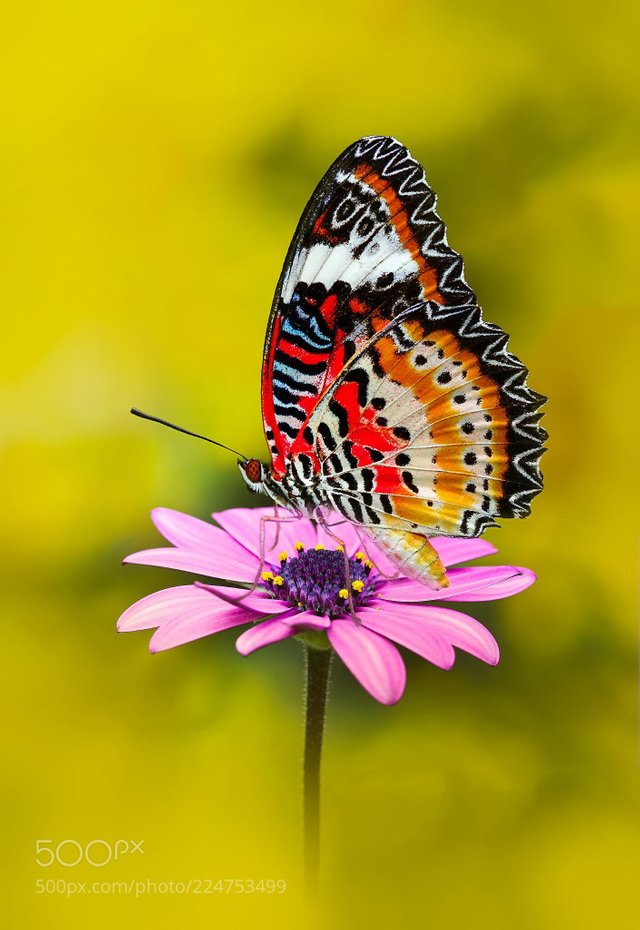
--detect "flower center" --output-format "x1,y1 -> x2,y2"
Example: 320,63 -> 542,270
261,545 -> 375,617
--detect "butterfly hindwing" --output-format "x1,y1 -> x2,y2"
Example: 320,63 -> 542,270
306,302 -> 546,545
261,136 -> 475,475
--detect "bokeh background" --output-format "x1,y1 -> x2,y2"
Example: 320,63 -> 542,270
2,1 -> 638,927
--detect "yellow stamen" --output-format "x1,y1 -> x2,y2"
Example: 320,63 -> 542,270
273,575 -> 284,586
315,543 -> 326,551
336,544 -> 344,553
294,541 -> 305,552
355,551 -> 366,561
297,601 -> 303,608
278,551 -> 288,563
364,559 -> 373,570
352,580 -> 365,593
338,589 -> 349,600
261,571 -> 274,582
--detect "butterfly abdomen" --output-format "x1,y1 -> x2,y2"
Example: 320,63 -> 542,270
369,528 -> 449,589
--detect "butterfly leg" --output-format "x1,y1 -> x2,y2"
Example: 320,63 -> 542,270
229,514 -> 275,600
270,504 -> 283,551
256,511 -> 302,585
205,513 -> 302,606
315,510 -> 359,622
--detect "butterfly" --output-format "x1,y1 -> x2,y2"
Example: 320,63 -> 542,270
236,136 -> 547,589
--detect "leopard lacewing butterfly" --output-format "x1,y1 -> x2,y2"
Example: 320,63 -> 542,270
237,136 -> 547,588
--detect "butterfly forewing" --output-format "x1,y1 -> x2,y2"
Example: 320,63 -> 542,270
261,136 -> 475,474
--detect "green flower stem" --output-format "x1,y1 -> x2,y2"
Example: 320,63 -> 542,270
303,644 -> 333,895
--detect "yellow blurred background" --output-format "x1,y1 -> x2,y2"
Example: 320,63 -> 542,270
2,1 -> 638,927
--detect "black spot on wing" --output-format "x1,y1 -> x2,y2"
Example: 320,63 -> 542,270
318,422 -> 337,451
328,398 -> 350,439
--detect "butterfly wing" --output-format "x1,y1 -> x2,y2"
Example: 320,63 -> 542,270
259,136 -> 546,588
303,301 -> 547,585
261,136 -> 475,476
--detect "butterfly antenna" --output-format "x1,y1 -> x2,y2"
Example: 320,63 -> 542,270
130,408 -> 248,461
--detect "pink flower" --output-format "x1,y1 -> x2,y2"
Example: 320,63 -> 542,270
117,507 -> 536,705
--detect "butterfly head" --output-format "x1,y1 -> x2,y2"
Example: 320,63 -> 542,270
238,457 -> 308,514
238,457 -> 268,494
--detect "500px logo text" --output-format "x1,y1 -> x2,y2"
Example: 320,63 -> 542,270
35,839 -> 144,868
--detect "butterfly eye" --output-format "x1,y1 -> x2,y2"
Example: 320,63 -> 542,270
244,458 -> 264,485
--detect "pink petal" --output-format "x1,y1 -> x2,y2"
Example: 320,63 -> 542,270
124,546 -> 256,583
281,611 -> 331,631
149,598 -> 252,652
117,585 -> 210,632
364,603 -> 499,665
441,566 -> 536,601
357,607 -> 456,670
151,508 -> 244,555
195,582 -> 292,614
212,507 -> 318,562
379,566 -> 526,603
210,506 -> 272,553
429,537 -> 498,566
235,618 -> 297,655
327,618 -> 406,705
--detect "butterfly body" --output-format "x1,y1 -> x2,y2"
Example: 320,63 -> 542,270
244,136 -> 547,589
